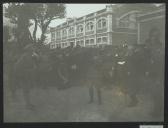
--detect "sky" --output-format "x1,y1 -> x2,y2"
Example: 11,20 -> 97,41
49,4 -> 110,27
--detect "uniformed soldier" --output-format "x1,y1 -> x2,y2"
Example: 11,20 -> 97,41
56,52 -> 70,89
87,48 -> 104,104
64,42 -> 80,87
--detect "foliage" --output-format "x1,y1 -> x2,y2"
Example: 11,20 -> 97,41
6,3 -> 66,44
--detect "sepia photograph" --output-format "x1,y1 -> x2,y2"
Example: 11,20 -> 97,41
3,3 -> 165,122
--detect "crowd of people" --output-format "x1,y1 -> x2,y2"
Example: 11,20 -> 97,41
4,26 -> 164,116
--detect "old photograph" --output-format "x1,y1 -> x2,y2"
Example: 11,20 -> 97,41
3,3 -> 165,122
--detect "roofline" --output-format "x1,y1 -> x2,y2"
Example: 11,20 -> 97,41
50,7 -> 108,31
118,10 -> 141,20
137,9 -> 165,18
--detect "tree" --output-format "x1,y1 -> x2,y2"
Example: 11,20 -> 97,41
30,3 -> 66,43
5,3 -> 66,45
5,3 -> 33,50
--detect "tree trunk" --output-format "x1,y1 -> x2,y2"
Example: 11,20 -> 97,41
33,19 -> 38,43
40,19 -> 52,44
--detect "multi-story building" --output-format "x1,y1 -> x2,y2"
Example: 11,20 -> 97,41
49,4 -> 160,49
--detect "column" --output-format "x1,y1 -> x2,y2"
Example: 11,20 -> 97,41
60,28 -> 62,48
83,16 -> 86,47
74,19 -> 77,47
94,13 -> 97,46
106,5 -> 113,45
107,13 -> 113,45
137,22 -> 140,44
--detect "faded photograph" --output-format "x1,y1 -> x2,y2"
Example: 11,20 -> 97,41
3,3 -> 165,122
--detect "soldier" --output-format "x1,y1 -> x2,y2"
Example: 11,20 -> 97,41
87,48 -> 104,104
64,42 -> 80,86
56,52 -> 69,89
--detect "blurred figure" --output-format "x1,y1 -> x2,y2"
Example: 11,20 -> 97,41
145,27 -> 164,117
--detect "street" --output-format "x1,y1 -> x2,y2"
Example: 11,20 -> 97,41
4,85 -> 163,122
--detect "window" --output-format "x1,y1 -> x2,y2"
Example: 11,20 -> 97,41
56,31 -> 61,38
97,37 -> 108,44
97,18 -> 107,29
50,43 -> 57,49
86,39 -> 89,45
98,21 -> 101,28
102,20 -> 106,28
51,32 -> 55,38
51,32 -> 55,41
56,44 -> 61,48
97,38 -> 101,44
102,37 -> 107,43
62,43 -> 68,48
85,38 -> 94,45
68,26 -> 74,35
90,39 -> 94,44
80,40 -> 84,46
76,40 -> 84,46
62,29 -> 67,37
77,25 -> 84,33
86,22 -> 94,31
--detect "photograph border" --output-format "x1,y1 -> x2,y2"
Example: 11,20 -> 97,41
0,0 -> 167,127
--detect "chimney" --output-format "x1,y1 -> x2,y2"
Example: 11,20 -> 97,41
106,4 -> 113,12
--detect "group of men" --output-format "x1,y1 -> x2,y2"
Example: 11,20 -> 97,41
47,27 -> 164,112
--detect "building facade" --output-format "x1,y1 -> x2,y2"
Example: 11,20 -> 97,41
137,8 -> 165,45
50,4 -> 160,49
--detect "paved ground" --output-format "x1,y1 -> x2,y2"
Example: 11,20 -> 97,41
4,85 -> 163,122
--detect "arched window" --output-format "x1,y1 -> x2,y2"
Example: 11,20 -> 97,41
68,26 -> 74,35
85,38 -> 95,46
51,32 -> 55,41
86,21 -> 94,31
76,39 -> 84,46
77,24 -> 84,33
97,18 -> 107,29
62,29 -> 67,37
97,36 -> 108,44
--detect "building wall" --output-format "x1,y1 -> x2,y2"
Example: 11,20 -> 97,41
50,6 -> 113,49
111,32 -> 137,45
49,5 -> 146,49
138,15 -> 165,45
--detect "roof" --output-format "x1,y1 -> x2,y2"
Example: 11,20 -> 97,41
137,9 -> 165,21
112,4 -> 160,17
50,8 -> 107,31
